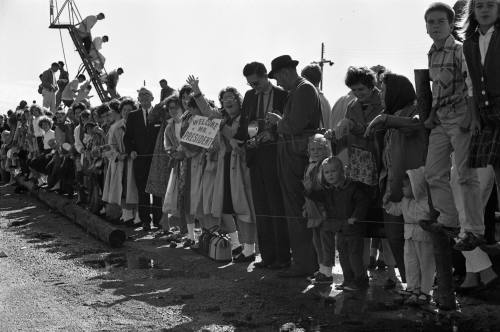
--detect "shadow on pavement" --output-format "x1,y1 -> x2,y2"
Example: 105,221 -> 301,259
2,184 -> 500,331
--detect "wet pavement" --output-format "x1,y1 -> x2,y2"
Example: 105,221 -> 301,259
2,183 -> 500,331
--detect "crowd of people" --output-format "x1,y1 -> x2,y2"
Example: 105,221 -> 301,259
1,0 -> 500,312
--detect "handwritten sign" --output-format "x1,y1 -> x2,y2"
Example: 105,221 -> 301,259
181,115 -> 222,149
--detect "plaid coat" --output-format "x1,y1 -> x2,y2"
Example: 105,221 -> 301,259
469,125 -> 500,168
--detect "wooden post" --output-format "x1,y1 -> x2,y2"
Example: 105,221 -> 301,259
16,176 -> 126,247
414,69 -> 432,121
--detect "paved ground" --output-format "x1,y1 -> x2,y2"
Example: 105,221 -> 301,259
1,183 -> 500,331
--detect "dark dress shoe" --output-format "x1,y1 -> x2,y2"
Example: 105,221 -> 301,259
268,261 -> 291,270
142,224 -> 152,231
183,239 -> 196,248
436,302 -> 457,311
335,283 -> 347,290
277,268 -> 308,278
14,186 -> 26,194
231,246 -> 243,257
455,285 -> 478,294
254,261 -> 272,269
383,278 -> 396,289
233,253 -> 255,263
108,218 -> 121,225
124,219 -> 136,228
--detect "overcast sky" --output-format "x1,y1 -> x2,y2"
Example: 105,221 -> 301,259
0,0 -> 457,114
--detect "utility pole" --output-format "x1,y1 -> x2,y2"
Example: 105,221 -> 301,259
312,42 -> 334,91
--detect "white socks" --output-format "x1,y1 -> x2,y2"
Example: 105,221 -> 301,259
319,264 -> 333,277
228,231 -> 241,250
186,223 -> 195,241
134,210 -> 141,224
121,208 -> 134,221
242,243 -> 255,257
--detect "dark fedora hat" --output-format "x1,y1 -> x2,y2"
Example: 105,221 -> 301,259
268,55 -> 299,79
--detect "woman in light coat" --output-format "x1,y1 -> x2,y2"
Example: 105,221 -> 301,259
102,102 -> 126,214
187,77 -> 256,263
120,99 -> 139,224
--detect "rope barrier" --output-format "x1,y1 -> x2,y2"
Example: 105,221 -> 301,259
19,127 -> 417,228
110,204 -> 423,226
80,134 -> 356,158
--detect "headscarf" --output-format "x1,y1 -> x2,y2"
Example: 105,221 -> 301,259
383,73 -> 416,115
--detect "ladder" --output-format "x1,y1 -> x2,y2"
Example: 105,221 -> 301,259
49,0 -> 109,103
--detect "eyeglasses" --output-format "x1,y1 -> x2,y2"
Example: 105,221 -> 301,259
222,97 -> 236,102
247,81 -> 260,87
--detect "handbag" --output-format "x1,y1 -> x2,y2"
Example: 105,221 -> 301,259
196,226 -> 232,262
208,236 -> 232,262
345,145 -> 378,186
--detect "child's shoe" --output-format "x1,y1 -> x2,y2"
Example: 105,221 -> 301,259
383,278 -> 397,289
311,272 -> 333,285
334,282 -> 347,290
233,253 -> 255,263
182,239 -> 196,248
376,259 -> 387,270
398,289 -> 414,297
307,271 -> 322,282
417,293 -> 431,305
404,294 -> 419,306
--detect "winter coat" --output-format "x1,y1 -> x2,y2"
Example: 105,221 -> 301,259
211,114 -> 255,223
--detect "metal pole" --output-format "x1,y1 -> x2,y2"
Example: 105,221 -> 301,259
50,0 -> 54,25
312,42 -> 333,92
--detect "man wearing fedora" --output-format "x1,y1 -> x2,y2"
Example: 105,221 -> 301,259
240,61 -> 291,269
124,87 -> 162,231
267,55 -> 322,278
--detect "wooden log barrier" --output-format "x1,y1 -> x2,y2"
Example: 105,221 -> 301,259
15,176 -> 126,247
